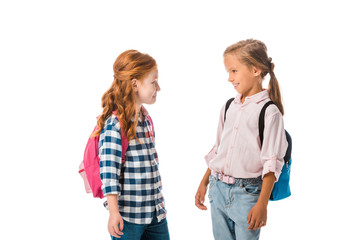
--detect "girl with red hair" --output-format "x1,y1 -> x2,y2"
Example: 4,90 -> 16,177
94,50 -> 170,240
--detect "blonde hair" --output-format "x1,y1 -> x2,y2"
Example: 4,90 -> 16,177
92,50 -> 157,140
224,39 -> 284,115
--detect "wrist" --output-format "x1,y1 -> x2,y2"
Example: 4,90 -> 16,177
106,194 -> 120,215
109,210 -> 120,216
200,168 -> 211,186
201,178 -> 209,185
257,197 -> 269,207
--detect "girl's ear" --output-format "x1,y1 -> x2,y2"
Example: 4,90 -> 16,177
252,66 -> 262,77
131,79 -> 138,92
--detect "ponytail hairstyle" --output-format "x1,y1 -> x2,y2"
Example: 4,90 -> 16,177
224,39 -> 284,115
92,50 -> 157,140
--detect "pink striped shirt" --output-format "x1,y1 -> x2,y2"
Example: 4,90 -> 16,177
205,90 -> 288,181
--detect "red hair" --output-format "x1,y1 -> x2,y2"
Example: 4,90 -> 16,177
92,50 -> 157,140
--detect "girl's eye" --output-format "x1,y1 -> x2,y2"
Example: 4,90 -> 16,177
232,70 -> 237,73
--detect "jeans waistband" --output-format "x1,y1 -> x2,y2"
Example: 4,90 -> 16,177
211,170 -> 262,185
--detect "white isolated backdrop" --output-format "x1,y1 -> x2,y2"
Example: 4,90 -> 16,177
0,0 -> 359,239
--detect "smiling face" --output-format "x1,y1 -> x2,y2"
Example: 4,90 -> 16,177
224,54 -> 263,101
134,68 -> 160,107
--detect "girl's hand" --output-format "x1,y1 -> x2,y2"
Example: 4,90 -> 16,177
108,212 -> 124,238
247,202 -> 267,230
195,183 -> 208,210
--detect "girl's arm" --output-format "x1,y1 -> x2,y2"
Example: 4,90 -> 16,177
197,104 -> 226,210
99,121 -> 124,237
195,168 -> 211,210
247,172 -> 275,230
248,110 -> 288,230
106,194 -> 124,238
257,172 -> 276,205
205,104 -> 226,166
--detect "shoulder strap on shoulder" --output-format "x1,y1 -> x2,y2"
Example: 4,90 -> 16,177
146,115 -> 154,133
119,122 -> 128,163
224,98 -> 235,122
112,111 -> 128,163
259,101 -> 274,148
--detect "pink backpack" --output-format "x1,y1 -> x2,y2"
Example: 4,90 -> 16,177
79,113 -> 154,199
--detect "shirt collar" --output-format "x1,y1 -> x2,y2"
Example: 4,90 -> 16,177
140,105 -> 149,117
234,89 -> 269,104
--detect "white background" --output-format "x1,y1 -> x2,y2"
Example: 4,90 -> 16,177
1,0 -> 359,239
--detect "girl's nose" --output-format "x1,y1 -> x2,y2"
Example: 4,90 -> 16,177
228,76 -> 233,82
156,82 -> 161,92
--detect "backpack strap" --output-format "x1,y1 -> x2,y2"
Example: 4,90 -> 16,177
120,122 -> 128,164
283,130 -> 292,164
224,99 -> 274,148
223,99 -> 291,165
224,98 -> 235,122
112,111 -> 128,163
146,115 -> 155,137
259,101 -> 274,149
259,101 -> 292,165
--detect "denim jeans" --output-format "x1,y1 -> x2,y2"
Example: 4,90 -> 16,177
111,215 -> 170,240
208,174 -> 262,240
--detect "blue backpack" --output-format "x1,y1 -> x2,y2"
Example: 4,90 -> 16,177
225,98 -> 292,201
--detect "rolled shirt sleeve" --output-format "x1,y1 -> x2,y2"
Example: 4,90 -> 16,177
205,104 -> 226,166
260,112 -> 288,181
99,122 -> 122,196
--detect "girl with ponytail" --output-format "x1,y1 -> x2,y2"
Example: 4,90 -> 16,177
195,39 -> 288,240
96,50 -> 170,240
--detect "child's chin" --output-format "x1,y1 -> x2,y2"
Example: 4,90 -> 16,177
235,88 -> 242,94
147,98 -> 157,105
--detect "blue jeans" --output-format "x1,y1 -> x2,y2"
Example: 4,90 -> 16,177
208,175 -> 262,240
111,216 -> 170,240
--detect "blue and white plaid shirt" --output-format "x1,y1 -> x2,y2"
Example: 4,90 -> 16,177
99,107 -> 166,224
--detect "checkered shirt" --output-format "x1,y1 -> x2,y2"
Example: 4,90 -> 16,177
99,110 -> 166,224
